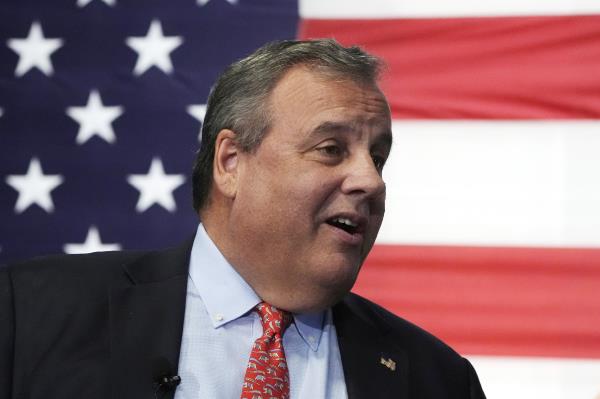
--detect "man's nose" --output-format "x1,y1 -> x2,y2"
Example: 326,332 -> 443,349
340,153 -> 386,200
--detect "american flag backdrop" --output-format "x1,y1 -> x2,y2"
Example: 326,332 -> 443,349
0,0 -> 298,260
1,0 -> 600,397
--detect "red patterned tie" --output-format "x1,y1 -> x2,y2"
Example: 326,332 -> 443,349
240,302 -> 292,399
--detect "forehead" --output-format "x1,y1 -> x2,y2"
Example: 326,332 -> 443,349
266,66 -> 392,137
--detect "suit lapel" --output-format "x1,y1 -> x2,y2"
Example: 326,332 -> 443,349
109,240 -> 192,399
334,297 -> 408,399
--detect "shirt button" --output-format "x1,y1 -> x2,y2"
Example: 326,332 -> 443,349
215,314 -> 224,322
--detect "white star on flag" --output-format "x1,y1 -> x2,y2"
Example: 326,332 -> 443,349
197,0 -> 237,6
66,90 -> 124,144
77,0 -> 116,7
6,21 -> 64,77
5,158 -> 64,213
187,104 -> 207,141
125,20 -> 183,76
63,226 -> 121,254
127,157 -> 185,212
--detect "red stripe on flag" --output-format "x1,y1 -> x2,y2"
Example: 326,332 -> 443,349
355,245 -> 600,358
299,16 -> 600,119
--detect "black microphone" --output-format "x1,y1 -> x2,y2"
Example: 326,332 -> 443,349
152,356 -> 181,397
153,374 -> 181,399
155,374 -> 181,390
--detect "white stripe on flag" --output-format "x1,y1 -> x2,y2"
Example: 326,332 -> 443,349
467,355 -> 600,399
300,0 -> 600,18
378,121 -> 600,247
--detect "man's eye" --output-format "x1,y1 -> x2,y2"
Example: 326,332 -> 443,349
318,145 -> 342,156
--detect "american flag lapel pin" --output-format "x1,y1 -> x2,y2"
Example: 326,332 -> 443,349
380,356 -> 396,371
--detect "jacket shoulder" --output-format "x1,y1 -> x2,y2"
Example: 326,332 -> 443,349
337,293 -> 486,398
339,292 -> 465,362
9,250 -> 144,274
6,250 -> 146,302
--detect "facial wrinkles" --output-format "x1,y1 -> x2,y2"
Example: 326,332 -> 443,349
274,69 -> 389,136
311,131 -> 387,247
227,68 -> 392,311
280,79 -> 390,227
305,98 -> 389,139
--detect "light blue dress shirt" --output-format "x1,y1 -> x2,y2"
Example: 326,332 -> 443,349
173,224 -> 348,398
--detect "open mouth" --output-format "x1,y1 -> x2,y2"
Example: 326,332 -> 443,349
327,217 -> 360,235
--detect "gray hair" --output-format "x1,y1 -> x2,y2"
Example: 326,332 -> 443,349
192,39 -> 384,211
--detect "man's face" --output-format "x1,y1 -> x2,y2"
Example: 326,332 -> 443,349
228,66 -> 392,312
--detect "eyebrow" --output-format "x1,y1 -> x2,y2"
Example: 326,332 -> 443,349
311,121 -> 393,150
312,121 -> 354,136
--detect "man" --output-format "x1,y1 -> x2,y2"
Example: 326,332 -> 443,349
0,39 -> 486,398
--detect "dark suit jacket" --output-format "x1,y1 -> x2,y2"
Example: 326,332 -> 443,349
1,241 -> 486,399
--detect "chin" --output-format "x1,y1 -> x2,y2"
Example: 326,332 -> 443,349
314,259 -> 361,297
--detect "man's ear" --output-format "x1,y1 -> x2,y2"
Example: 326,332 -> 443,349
212,129 -> 240,199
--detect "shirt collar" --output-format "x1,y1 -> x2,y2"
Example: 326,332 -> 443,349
189,224 -> 325,351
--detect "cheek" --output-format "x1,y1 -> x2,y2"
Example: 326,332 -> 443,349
238,171 -> 306,230
292,176 -> 340,220
271,182 -> 336,242
270,180 -> 322,225
241,157 -> 342,228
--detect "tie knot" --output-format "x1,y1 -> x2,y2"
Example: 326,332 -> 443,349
255,302 -> 292,337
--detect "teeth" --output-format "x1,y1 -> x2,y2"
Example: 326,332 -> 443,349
333,217 -> 357,227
